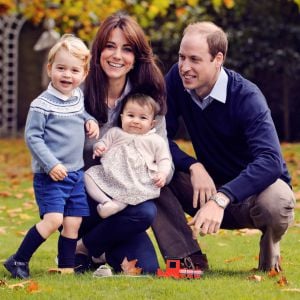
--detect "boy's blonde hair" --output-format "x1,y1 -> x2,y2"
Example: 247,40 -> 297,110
48,34 -> 91,73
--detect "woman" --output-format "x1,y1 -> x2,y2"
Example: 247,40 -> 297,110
75,12 -> 172,275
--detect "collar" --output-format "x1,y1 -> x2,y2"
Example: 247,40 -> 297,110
186,67 -> 228,104
47,83 -> 80,101
208,67 -> 228,103
110,79 -> 132,109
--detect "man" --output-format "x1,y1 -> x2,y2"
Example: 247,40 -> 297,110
152,21 -> 295,272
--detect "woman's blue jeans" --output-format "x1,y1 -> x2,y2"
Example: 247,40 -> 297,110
79,196 -> 159,274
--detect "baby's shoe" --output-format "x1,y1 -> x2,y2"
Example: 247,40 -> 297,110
4,255 -> 30,279
93,264 -> 113,277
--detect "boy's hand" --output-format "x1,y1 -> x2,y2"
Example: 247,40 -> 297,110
86,120 -> 100,139
153,172 -> 167,188
49,164 -> 68,181
93,145 -> 107,159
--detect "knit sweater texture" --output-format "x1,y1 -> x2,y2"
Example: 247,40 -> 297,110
25,87 -> 94,173
165,63 -> 291,203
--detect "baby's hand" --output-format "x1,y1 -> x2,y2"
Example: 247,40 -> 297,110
153,172 -> 167,188
49,164 -> 68,181
86,120 -> 100,139
93,144 -> 107,159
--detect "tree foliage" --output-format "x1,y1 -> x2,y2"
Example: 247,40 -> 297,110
0,0 -> 234,41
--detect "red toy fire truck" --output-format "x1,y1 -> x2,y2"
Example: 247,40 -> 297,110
157,257 -> 203,279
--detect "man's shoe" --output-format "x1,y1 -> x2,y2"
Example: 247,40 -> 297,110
3,255 -> 30,279
183,253 -> 209,271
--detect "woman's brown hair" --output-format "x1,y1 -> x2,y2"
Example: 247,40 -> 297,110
84,12 -> 166,124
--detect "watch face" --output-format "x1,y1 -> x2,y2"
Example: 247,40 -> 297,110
215,196 -> 226,208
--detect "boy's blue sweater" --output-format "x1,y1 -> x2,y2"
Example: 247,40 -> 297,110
25,88 -> 93,174
165,63 -> 291,203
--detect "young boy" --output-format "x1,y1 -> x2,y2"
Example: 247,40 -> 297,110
3,34 -> 99,279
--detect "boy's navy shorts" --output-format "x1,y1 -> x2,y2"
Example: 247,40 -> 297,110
33,169 -> 90,218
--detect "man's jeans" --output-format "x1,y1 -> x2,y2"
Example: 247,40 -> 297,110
152,171 -> 295,271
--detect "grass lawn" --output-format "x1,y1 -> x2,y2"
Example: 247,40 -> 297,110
0,138 -> 299,299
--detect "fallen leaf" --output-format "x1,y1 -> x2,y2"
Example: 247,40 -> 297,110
8,280 -> 31,289
19,213 -> 33,220
281,288 -> 300,292
0,279 -> 8,286
48,268 -> 74,274
236,229 -> 261,236
277,276 -> 288,287
16,230 -> 29,236
7,207 -> 22,217
121,257 -> 142,275
0,227 -> 7,235
27,280 -> 39,293
15,193 -> 24,199
224,256 -> 244,263
268,268 -> 280,277
22,201 -> 35,209
247,274 -> 263,282
0,191 -> 12,197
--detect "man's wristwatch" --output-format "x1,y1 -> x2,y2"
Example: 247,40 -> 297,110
209,193 -> 229,209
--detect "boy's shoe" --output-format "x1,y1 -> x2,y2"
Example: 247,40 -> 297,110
3,255 -> 30,279
74,253 -> 91,274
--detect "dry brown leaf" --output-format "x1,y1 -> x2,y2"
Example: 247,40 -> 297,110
7,207 -> 23,218
247,274 -> 263,282
26,280 -> 40,293
281,288 -> 300,292
268,268 -> 280,277
15,193 -> 24,199
121,257 -> 142,275
0,279 -> 8,286
224,256 -> 244,263
48,268 -> 74,274
0,227 -> 7,235
277,276 -> 288,287
293,190 -> 300,200
19,213 -> 33,220
0,191 -> 12,197
236,229 -> 261,236
8,280 -> 31,289
23,201 -> 35,209
16,230 -> 28,236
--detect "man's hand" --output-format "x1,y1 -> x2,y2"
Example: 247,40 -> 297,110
153,172 -> 167,188
49,164 -> 68,181
188,200 -> 224,239
188,192 -> 230,238
86,120 -> 100,139
189,162 -> 216,208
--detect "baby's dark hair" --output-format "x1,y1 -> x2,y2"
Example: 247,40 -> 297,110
121,93 -> 161,117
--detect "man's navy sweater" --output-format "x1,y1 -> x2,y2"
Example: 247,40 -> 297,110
165,63 -> 291,202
